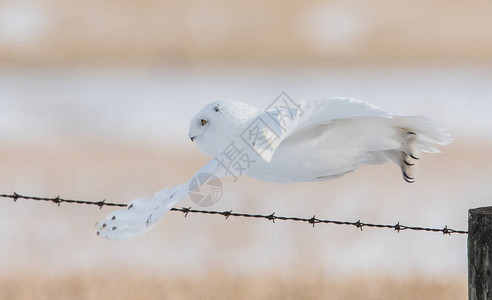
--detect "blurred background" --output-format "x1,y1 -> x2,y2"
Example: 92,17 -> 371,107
1,0 -> 492,299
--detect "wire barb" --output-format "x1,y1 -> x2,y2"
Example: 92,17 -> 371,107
395,222 -> 401,232
223,210 -> 233,219
0,193 -> 468,235
181,207 -> 191,218
309,215 -> 317,227
355,220 -> 363,231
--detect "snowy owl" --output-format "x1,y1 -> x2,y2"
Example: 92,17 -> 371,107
96,97 -> 452,239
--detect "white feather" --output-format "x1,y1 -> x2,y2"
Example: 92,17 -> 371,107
96,184 -> 187,240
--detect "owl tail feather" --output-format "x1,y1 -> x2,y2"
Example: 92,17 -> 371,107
386,116 -> 452,183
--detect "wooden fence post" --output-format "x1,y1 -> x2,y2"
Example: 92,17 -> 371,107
469,207 -> 492,300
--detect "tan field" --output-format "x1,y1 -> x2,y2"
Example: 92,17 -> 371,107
0,272 -> 466,300
1,1 -> 492,66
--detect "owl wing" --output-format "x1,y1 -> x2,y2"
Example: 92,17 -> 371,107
251,97 -> 393,162
96,159 -> 227,240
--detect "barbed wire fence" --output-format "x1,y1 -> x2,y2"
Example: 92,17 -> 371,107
0,192 -> 467,235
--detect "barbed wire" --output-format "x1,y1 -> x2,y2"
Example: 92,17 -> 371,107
0,192 -> 467,235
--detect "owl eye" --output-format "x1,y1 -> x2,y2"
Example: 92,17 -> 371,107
200,119 -> 208,126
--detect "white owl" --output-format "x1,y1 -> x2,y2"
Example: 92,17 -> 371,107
97,97 -> 452,239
